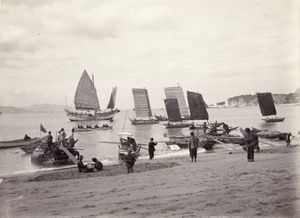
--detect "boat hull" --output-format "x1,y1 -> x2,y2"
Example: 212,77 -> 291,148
65,109 -> 119,121
165,124 -> 189,129
154,115 -> 169,121
262,117 -> 285,122
0,137 -> 39,149
130,118 -> 159,125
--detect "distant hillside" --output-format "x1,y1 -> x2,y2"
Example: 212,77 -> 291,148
0,106 -> 33,114
225,91 -> 299,107
0,104 -> 65,114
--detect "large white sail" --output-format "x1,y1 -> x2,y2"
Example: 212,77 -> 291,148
132,88 -> 152,118
164,86 -> 189,117
74,70 -> 100,111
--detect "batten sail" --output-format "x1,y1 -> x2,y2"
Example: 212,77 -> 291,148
256,92 -> 277,116
187,91 -> 209,120
107,87 -> 117,109
132,88 -> 153,118
74,70 -> 100,111
164,86 -> 189,118
164,98 -> 182,122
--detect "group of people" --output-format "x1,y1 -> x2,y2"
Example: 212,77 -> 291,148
77,155 -> 103,173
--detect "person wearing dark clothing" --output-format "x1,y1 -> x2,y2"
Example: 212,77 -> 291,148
124,150 -> 136,173
188,132 -> 199,162
92,158 -> 103,171
47,131 -> 53,151
128,137 -> 137,151
148,138 -> 157,160
77,155 -> 89,172
244,128 -> 256,162
203,122 -> 207,134
24,134 -> 31,140
223,123 -> 230,135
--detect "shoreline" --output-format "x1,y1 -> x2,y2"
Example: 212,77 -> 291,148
1,144 -> 300,217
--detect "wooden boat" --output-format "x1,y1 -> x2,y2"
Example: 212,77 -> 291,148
19,137 -> 47,153
164,85 -> 190,120
73,125 -> 112,132
164,98 -> 189,129
0,137 -> 39,149
256,92 -> 285,122
154,115 -> 169,121
239,127 -> 286,140
130,88 -> 159,125
31,141 -> 80,165
65,70 -> 120,121
117,132 -> 141,161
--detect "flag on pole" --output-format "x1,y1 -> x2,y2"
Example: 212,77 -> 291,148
40,124 -> 47,133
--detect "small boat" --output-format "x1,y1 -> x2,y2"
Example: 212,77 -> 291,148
154,115 -> 169,121
164,98 -> 189,129
130,88 -> 159,125
19,137 -> 47,153
257,92 -> 285,122
117,132 -> 141,161
73,125 -> 112,132
65,70 -> 120,121
0,137 -> 39,149
164,85 -> 190,120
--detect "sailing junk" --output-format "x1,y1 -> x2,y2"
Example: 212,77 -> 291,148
65,70 -> 120,121
164,98 -> 189,129
187,91 -> 209,120
256,92 -> 285,122
164,86 -> 190,120
130,88 -> 159,125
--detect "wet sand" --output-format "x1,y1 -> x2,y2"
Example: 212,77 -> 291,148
1,143 -> 300,217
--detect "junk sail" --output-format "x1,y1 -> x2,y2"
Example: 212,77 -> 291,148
164,98 -> 182,122
74,70 -> 100,111
65,70 -> 119,121
164,86 -> 190,119
256,92 -> 285,122
187,91 -> 209,120
130,88 -> 158,125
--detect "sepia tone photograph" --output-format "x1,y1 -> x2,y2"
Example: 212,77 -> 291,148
0,0 -> 299,217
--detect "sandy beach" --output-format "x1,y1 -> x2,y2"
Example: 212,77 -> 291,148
1,143 -> 300,217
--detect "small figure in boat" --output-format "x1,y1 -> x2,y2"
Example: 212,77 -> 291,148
285,132 -> 292,146
222,123 -> 230,135
128,137 -> 137,151
203,122 -> 207,134
95,124 -> 99,128
124,150 -> 136,173
102,124 -> 109,127
92,158 -> 103,171
24,134 -> 31,140
47,131 -> 53,151
58,128 -> 67,145
68,128 -> 78,147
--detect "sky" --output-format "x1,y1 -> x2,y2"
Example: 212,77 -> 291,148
0,0 -> 299,109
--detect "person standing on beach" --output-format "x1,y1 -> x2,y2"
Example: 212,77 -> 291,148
124,150 -> 136,173
244,128 -> 256,162
188,132 -> 199,162
148,138 -> 157,160
203,122 -> 207,134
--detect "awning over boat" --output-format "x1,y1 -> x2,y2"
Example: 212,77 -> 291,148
74,70 -> 100,111
256,92 -> 277,116
187,91 -> 209,120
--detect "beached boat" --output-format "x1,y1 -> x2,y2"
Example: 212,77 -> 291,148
164,98 -> 189,129
31,141 -> 80,165
65,70 -> 120,121
164,85 -> 190,120
19,137 -> 47,153
117,132 -> 142,161
239,127 -> 287,140
256,92 -> 285,122
0,137 -> 39,149
130,88 -> 159,125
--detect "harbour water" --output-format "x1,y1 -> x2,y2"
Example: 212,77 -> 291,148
0,104 -> 299,176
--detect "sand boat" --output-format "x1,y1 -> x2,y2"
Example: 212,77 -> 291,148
164,85 -> 190,120
65,70 -> 120,121
117,132 -> 142,161
129,88 -> 159,125
256,92 -> 285,122
164,98 -> 189,129
0,137 -> 39,149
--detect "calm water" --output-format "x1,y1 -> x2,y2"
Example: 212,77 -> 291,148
0,104 -> 299,176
